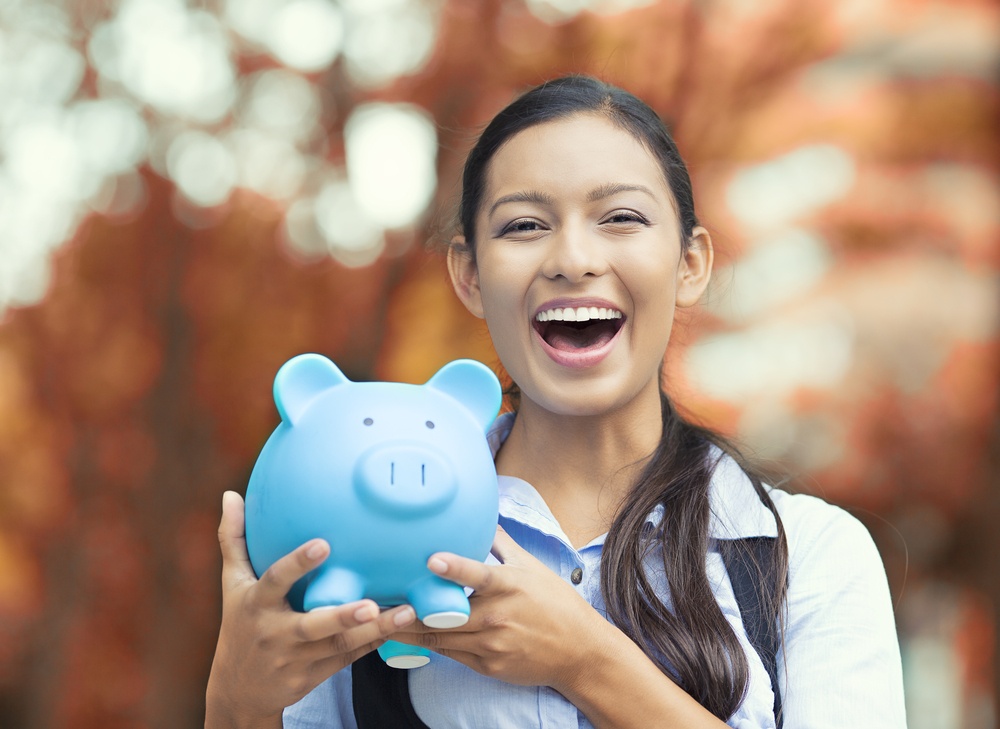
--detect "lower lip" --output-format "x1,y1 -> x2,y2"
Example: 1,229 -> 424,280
533,323 -> 623,370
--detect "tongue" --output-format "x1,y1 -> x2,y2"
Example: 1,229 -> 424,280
545,321 -> 617,351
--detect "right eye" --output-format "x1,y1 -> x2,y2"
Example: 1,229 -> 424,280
363,418 -> 374,426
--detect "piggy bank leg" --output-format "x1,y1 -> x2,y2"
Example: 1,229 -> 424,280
302,567 -> 365,612
408,577 -> 471,629
377,640 -> 431,669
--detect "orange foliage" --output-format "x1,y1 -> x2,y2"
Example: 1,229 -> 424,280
0,0 -> 997,726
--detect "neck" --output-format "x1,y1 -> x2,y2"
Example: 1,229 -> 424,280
495,386 -> 664,547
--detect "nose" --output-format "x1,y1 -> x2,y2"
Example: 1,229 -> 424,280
354,444 -> 457,517
540,222 -> 608,283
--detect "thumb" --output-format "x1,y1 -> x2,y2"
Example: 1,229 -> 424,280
218,490 -> 256,589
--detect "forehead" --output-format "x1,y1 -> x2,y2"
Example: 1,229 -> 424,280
482,113 -> 670,206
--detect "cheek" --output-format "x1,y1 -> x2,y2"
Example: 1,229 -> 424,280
477,274 -> 524,343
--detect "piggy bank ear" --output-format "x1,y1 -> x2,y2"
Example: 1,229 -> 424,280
274,354 -> 351,425
425,359 -> 502,432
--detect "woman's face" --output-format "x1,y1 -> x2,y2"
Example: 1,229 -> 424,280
449,113 -> 712,419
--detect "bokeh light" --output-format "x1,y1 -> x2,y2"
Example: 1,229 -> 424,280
726,145 -> 857,231
344,103 -> 438,229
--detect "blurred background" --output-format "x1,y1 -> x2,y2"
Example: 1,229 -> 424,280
0,0 -> 997,726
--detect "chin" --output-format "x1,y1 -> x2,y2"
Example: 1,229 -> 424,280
521,379 -> 650,420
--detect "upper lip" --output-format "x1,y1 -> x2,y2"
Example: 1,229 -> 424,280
533,298 -> 625,322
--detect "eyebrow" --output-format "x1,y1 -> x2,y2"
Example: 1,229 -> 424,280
488,191 -> 555,218
586,182 -> 658,202
487,183 -> 658,218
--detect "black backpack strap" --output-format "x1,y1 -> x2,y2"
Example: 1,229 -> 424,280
721,536 -> 783,729
351,650 -> 432,729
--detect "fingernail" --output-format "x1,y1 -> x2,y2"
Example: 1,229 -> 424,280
354,605 -> 377,622
428,557 -> 448,574
393,607 -> 415,627
305,541 -> 326,560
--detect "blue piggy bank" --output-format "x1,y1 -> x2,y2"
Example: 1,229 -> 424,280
245,354 -> 502,669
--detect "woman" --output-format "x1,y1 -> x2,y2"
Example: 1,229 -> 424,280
206,76 -> 906,728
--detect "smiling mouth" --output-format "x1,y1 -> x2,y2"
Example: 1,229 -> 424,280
534,306 -> 625,351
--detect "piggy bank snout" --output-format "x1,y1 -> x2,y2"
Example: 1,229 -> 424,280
354,444 -> 458,517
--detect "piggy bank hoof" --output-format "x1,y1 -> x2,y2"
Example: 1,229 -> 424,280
422,611 -> 469,629
386,654 -> 431,669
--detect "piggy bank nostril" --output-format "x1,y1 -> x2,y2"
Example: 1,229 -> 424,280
391,462 -> 428,486
355,446 -> 458,515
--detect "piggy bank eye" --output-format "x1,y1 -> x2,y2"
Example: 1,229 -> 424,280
425,420 -> 435,429
363,418 -> 374,426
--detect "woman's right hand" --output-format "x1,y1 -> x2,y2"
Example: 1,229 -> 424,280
205,490 -> 416,729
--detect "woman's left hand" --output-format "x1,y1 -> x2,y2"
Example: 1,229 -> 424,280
392,525 -> 613,692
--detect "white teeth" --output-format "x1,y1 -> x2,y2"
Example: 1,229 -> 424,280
535,306 -> 623,322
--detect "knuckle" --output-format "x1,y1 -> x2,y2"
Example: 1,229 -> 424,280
481,636 -> 506,656
269,652 -> 292,674
327,631 -> 352,656
256,631 -> 276,653
292,619 -> 313,643
260,566 -> 292,597
419,632 -> 442,649
477,569 -> 495,591
284,673 -> 312,699
479,612 -> 506,631
480,657 -> 505,677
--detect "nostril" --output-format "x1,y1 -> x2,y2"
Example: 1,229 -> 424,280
354,446 -> 456,515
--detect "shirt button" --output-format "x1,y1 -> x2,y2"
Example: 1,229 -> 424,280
570,567 -> 583,585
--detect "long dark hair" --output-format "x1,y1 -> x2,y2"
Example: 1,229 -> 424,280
458,75 -> 788,720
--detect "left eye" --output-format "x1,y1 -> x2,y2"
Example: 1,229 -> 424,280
604,211 -> 647,225
425,420 -> 435,429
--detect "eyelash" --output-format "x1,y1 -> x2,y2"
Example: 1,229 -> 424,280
499,218 -> 544,236
499,210 -> 648,236
603,210 -> 649,225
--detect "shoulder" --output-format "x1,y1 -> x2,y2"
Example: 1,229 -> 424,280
767,485 -> 900,654
763,493 -> 907,724
767,487 -> 884,582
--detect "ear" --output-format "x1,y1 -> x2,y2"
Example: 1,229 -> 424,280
425,359 -> 502,432
447,236 -> 484,319
675,226 -> 714,308
273,354 -> 351,425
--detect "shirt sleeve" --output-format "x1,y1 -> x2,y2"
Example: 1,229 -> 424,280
282,665 -> 357,729
775,492 -> 907,727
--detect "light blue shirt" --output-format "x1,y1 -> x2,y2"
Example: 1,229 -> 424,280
284,415 -> 906,728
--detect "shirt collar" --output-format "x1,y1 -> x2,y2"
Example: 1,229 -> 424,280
486,412 -> 776,541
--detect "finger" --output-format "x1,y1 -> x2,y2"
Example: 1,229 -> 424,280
322,605 -> 417,657
427,551 -> 502,594
218,491 -> 256,590
297,602 -> 416,644
308,635 -> 398,680
390,627 -> 476,650
254,538 -> 330,607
